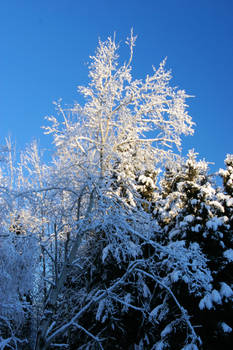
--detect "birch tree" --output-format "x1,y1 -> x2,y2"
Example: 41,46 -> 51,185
45,30 -> 194,180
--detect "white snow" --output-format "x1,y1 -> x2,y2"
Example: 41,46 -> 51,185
206,217 -> 223,231
182,344 -> 199,350
149,304 -> 163,321
154,341 -> 165,350
211,289 -> 222,304
142,283 -> 151,298
199,294 -> 213,310
184,215 -> 194,223
171,270 -> 181,282
226,198 -> 233,207
169,229 -> 180,239
191,224 -> 201,232
220,282 -> 233,298
138,175 -> 156,189
96,299 -> 105,321
102,244 -> 111,263
223,249 -> 233,262
221,322 -> 232,333
161,324 -> 172,337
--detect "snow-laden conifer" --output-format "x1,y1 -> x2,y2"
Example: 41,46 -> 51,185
154,151 -> 233,349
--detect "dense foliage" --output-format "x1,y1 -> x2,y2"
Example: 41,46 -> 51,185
0,33 -> 232,350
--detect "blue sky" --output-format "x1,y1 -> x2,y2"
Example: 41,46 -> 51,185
0,0 -> 232,173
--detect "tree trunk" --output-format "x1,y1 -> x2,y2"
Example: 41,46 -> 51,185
34,232 -> 82,349
35,191 -> 95,349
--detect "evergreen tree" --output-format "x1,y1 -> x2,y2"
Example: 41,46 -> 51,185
154,151 -> 233,349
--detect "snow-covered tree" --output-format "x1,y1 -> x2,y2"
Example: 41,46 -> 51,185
219,154 -> 233,240
153,151 -> 233,349
0,141 -> 38,349
32,32 -> 195,349
45,30 -> 193,181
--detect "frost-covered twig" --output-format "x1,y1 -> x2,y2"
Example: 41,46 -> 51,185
45,260 -> 142,346
135,269 -> 202,347
72,322 -> 104,350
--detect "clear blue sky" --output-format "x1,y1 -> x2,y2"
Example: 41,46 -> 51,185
0,0 -> 232,173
